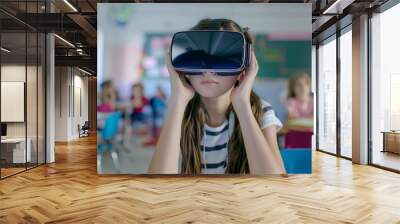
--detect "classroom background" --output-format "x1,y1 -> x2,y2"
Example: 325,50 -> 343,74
97,4 -> 312,174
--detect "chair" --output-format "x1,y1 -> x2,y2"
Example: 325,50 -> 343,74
281,131 -> 313,174
78,121 -> 90,138
280,148 -> 312,174
97,112 -> 122,173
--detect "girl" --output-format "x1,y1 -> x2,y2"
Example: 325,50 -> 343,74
148,18 -> 286,175
282,72 -> 314,133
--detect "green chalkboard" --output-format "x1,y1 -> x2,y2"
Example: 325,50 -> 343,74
254,35 -> 311,79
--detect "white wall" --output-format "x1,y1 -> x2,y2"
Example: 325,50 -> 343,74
54,67 -> 89,141
55,66 -> 68,141
71,73 -> 89,138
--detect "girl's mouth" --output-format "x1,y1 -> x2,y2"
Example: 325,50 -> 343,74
201,80 -> 219,85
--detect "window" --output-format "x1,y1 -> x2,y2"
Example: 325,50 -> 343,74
0,2 -> 47,179
317,35 -> 337,154
339,27 -> 352,158
370,3 -> 400,171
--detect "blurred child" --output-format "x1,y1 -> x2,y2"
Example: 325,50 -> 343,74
143,86 -> 167,147
98,80 -> 116,113
283,72 -> 313,132
130,83 -> 150,135
281,72 -> 314,148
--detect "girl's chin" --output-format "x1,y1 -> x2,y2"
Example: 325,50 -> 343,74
196,90 -> 227,99
200,94 -> 221,99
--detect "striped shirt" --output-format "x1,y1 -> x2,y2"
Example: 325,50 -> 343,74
200,100 -> 282,174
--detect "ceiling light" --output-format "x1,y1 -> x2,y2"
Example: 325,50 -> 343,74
322,0 -> 355,15
54,34 -> 75,48
78,67 -> 92,76
63,0 -> 78,12
322,0 -> 343,14
1,47 -> 11,53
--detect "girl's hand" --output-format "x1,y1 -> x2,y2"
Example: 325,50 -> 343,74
231,49 -> 259,109
165,50 -> 195,105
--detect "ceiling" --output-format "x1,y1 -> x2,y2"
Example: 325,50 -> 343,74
0,0 -> 391,75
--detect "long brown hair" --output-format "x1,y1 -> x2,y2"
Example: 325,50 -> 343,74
180,18 -> 264,174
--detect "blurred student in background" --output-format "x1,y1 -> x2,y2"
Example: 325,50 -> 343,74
281,72 -> 313,148
130,83 -> 150,135
98,80 -> 117,113
143,86 -> 167,147
284,72 -> 313,127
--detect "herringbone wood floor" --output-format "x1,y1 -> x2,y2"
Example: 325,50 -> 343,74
1,135 -> 400,224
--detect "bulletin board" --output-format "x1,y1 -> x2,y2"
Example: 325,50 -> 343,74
142,33 -> 172,79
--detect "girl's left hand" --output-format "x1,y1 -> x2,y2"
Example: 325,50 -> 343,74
231,49 -> 259,109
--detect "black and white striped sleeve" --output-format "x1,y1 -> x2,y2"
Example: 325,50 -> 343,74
260,100 -> 282,131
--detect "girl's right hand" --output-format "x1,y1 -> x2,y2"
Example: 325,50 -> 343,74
165,50 -> 195,105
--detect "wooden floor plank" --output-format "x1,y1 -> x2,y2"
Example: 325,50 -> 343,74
0,135 -> 400,223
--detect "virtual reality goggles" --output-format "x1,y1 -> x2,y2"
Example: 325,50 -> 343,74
170,30 -> 252,76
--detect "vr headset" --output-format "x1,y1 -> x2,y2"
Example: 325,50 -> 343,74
170,30 -> 252,76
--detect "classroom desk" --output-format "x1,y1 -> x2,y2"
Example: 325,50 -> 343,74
1,138 -> 32,164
